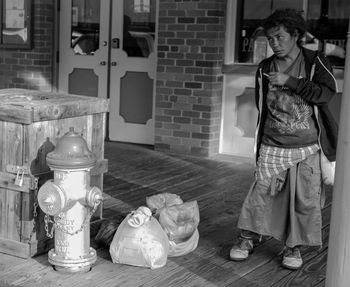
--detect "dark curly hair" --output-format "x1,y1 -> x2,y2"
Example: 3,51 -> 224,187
262,8 -> 306,46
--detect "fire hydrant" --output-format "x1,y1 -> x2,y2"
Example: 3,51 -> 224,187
37,127 -> 103,273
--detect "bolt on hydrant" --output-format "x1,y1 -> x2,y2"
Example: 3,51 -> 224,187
37,127 -> 103,273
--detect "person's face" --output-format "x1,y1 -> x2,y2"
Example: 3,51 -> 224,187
266,25 -> 299,59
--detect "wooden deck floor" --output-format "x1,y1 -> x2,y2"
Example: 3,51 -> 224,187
0,142 -> 332,287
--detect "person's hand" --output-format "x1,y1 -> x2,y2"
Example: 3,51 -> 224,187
265,72 -> 290,87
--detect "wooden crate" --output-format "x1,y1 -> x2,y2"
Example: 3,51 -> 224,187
0,89 -> 109,258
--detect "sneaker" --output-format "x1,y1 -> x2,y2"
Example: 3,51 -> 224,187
229,235 -> 254,261
282,247 -> 303,270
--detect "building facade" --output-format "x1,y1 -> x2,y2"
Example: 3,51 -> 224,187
0,0 -> 347,158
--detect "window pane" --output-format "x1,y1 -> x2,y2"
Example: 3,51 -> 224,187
71,0 -> 100,56
236,0 -> 347,67
307,0 -> 348,67
123,0 -> 156,57
237,0 -> 304,64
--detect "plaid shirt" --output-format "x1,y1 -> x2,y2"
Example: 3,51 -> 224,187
256,143 -> 320,182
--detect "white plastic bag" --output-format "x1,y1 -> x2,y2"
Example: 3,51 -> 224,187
146,193 -> 200,257
320,151 -> 336,186
168,229 -> 199,257
109,206 -> 169,269
146,193 -> 183,214
158,201 -> 200,243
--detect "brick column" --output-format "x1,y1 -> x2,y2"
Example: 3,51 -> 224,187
155,0 -> 226,156
0,0 -> 55,91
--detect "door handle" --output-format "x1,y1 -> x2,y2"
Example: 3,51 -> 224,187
111,38 -> 120,49
100,61 -> 107,66
111,62 -> 117,66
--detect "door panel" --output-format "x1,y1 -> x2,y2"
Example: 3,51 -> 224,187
58,0 -> 110,98
108,0 -> 156,144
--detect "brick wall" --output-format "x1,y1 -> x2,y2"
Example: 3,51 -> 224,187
155,0 -> 226,156
0,0 -> 55,91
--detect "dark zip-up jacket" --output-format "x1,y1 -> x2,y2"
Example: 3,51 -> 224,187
254,47 -> 338,162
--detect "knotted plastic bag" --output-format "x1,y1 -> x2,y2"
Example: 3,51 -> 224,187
146,193 -> 183,214
146,193 -> 200,257
158,201 -> 200,243
168,228 -> 199,257
109,206 -> 169,269
320,151 -> 336,186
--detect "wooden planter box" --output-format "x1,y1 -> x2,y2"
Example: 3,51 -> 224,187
0,89 -> 109,258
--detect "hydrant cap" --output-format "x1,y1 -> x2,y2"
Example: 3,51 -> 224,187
47,127 -> 96,169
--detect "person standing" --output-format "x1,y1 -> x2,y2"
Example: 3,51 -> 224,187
230,8 -> 338,270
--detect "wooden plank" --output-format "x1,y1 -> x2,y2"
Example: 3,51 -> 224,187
6,188 -> 22,242
0,122 -> 3,171
20,189 -> 35,243
50,116 -> 88,144
0,89 -> 109,124
0,253 -> 60,285
90,113 -> 106,190
0,188 -> 6,238
0,237 -> 31,258
3,121 -> 23,167
23,121 -> 54,253
0,106 -> 33,124
31,97 -> 109,122
0,189 -> 22,242
27,121 -> 55,171
1,122 -> 25,246
91,113 -> 106,160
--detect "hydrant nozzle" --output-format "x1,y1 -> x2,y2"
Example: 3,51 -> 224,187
86,186 -> 103,208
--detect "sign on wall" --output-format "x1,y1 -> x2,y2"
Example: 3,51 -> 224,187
0,0 -> 32,49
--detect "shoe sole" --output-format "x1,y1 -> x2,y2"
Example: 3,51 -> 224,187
230,256 -> 248,262
229,250 -> 254,262
282,262 -> 303,270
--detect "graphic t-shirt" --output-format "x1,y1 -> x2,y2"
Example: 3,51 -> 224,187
262,52 -> 319,147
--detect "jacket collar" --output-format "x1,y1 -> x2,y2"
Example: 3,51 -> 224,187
301,47 -> 318,78
260,47 -> 318,78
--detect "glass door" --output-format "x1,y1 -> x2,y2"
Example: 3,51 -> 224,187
58,0 -> 157,145
108,0 -> 157,144
58,0 -> 110,99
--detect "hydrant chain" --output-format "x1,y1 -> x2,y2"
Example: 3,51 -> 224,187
29,177 -> 39,243
53,199 -> 101,236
